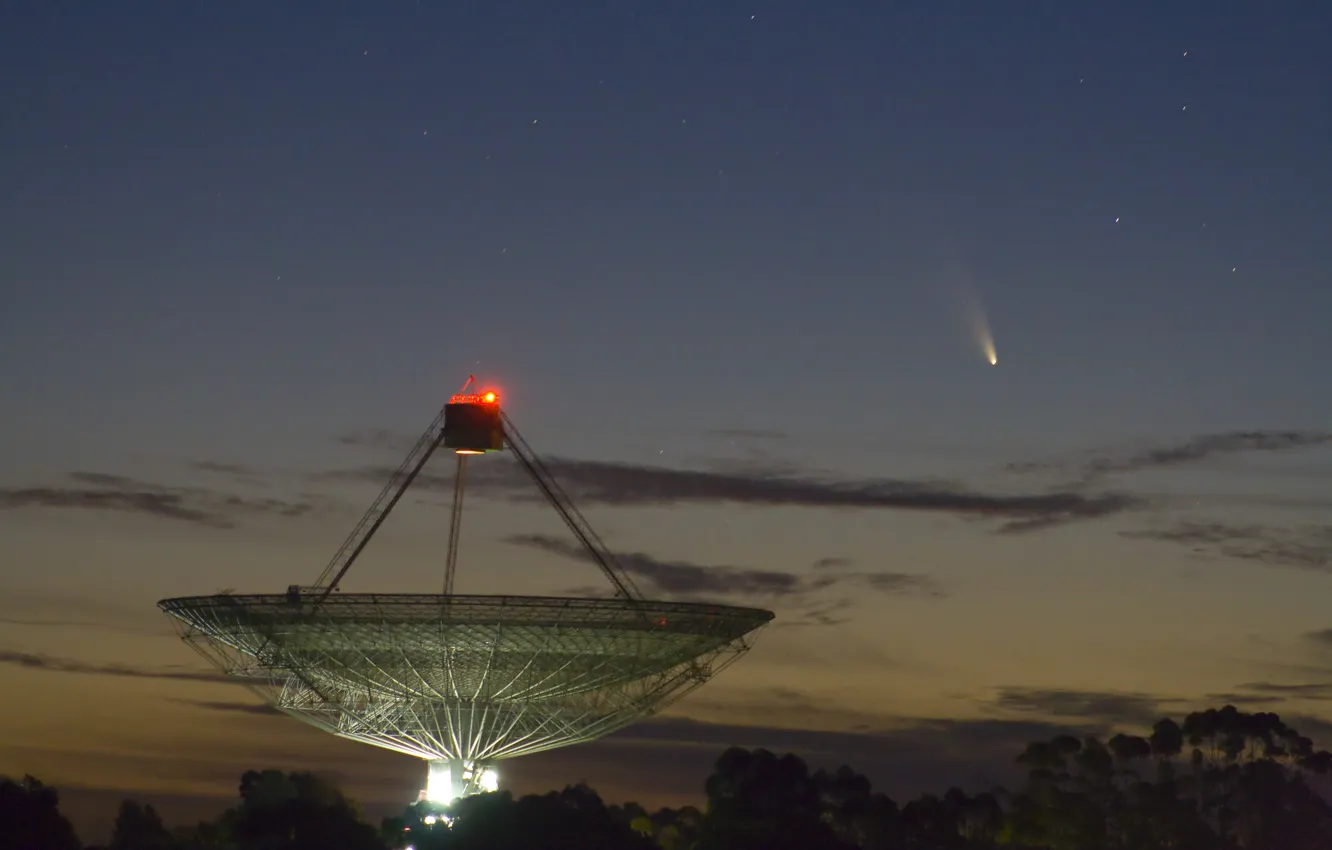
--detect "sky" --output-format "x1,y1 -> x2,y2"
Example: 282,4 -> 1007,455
2,0 -> 1332,840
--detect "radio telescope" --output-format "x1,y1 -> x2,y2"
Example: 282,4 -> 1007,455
159,379 -> 774,805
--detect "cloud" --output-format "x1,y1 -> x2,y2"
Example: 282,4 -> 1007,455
189,461 -> 255,475
1232,682 -> 1332,702
0,472 -> 314,529
987,687 -> 1174,726
703,428 -> 789,441
337,428 -> 419,453
0,650 -> 232,684
504,534 -> 944,603
1107,431 -> 1332,473
326,453 -> 1137,534
1011,430 -> 1332,482
862,573 -> 943,595
1307,629 -> 1332,649
987,684 -> 1332,726
506,534 -> 810,598
0,616 -> 165,635
187,460 -> 269,485
811,556 -> 853,570
1203,691 -> 1287,707
1122,520 -> 1332,571
1159,492 -> 1332,511
537,459 -> 1137,532
0,588 -> 168,636
0,484 -> 222,526
169,698 -> 283,716
770,598 -> 857,629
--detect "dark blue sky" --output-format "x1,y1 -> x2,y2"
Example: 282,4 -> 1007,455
4,1 -> 1330,464
3,0 -> 1332,836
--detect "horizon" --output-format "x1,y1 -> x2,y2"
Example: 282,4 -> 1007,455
15,702 -> 1332,844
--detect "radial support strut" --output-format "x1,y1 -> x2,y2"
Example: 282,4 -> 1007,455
444,454 -> 468,595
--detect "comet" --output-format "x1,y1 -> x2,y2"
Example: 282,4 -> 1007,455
930,258 -> 1000,367
959,284 -> 998,367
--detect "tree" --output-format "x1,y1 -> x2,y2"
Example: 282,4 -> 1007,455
222,769 -> 382,850
1148,717 -> 1183,760
813,765 -> 903,849
0,775 -> 81,850
424,785 -> 656,850
999,707 -> 1332,850
652,805 -> 703,850
110,800 -> 175,850
698,748 -> 851,850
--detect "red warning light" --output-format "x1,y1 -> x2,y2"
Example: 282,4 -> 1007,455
448,391 -> 500,405
449,375 -> 500,406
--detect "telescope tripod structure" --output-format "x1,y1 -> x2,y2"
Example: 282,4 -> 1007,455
160,377 -> 773,809
310,376 -> 643,605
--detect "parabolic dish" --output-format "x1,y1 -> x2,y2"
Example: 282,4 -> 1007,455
160,593 -> 773,762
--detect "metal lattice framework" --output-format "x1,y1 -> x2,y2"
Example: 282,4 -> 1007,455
158,385 -> 775,801
162,594 -> 771,763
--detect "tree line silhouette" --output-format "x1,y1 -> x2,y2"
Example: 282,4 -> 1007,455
3,705 -> 1330,849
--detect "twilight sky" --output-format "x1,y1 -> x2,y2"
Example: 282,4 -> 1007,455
2,0 -> 1332,840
